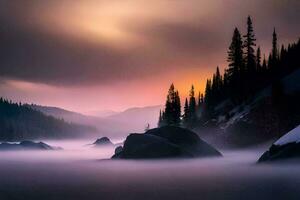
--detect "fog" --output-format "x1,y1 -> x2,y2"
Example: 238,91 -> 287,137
0,140 -> 300,200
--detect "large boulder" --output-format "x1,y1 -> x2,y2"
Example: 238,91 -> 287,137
0,141 -> 61,151
112,126 -> 222,159
258,125 -> 300,162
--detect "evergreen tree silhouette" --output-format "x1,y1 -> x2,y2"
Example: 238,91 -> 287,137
174,90 -> 181,126
160,84 -> 181,126
197,92 -> 201,107
272,28 -> 278,63
203,79 -> 213,118
244,16 -> 257,74
183,98 -> 190,127
158,16 -> 300,131
256,46 -> 261,70
227,28 -> 244,102
280,45 -> 286,61
243,16 -> 257,97
270,28 -> 279,77
213,66 -> 223,103
262,55 -> 267,72
158,109 -> 164,127
189,85 -> 197,123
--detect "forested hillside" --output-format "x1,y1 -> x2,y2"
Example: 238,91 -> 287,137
158,16 -> 300,147
0,98 -> 97,141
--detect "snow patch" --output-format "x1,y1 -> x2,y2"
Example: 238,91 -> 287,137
274,125 -> 300,146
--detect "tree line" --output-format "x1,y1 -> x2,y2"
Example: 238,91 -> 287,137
158,16 -> 300,128
0,98 -> 97,141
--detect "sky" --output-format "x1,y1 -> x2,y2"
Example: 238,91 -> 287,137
0,0 -> 299,113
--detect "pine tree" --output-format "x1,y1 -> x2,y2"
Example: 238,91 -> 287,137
227,28 -> 244,102
268,54 -> 272,69
158,110 -> 163,127
280,45 -> 286,60
203,79 -> 213,118
161,84 -> 181,126
269,28 -> 279,79
200,93 -> 204,104
256,46 -> 261,70
262,55 -> 267,72
244,16 -> 256,74
189,85 -> 197,123
214,66 -> 223,102
272,28 -> 278,62
198,92 -> 201,107
164,94 -> 172,125
223,69 -> 229,98
174,90 -> 181,126
183,98 -> 190,127
197,92 -> 204,117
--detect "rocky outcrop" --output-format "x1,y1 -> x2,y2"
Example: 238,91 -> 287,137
112,126 -> 222,159
93,137 -> 114,147
258,143 -> 300,162
258,125 -> 300,162
0,141 -> 61,151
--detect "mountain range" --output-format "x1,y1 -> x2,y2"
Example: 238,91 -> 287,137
30,104 -> 162,139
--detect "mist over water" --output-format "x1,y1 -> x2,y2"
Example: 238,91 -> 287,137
0,140 -> 300,200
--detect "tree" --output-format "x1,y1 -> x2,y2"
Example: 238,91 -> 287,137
243,16 -> 256,74
272,28 -> 278,63
158,110 -> 164,127
262,55 -> 267,72
212,66 -> 223,104
279,45 -> 286,61
197,92 -> 204,117
227,28 -> 244,102
203,79 -> 213,118
269,28 -> 279,77
161,84 -> 181,126
256,46 -> 262,70
174,90 -> 181,125
182,98 -> 190,127
189,85 -> 197,123
197,92 -> 201,107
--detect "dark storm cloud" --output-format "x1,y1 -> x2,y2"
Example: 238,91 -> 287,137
0,0 -> 299,86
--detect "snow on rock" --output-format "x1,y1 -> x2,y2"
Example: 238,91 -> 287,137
274,125 -> 300,146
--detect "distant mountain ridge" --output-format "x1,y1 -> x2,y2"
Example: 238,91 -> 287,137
0,99 -> 97,141
107,105 -> 162,130
30,104 -> 162,138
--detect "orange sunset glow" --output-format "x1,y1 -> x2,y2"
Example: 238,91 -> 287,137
0,0 -> 299,113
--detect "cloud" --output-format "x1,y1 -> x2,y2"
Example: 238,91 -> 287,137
0,0 -> 299,87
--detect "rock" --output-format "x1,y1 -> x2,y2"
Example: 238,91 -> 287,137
258,143 -> 300,162
93,137 -> 114,147
114,146 -> 123,154
0,141 -> 61,151
258,125 -> 300,162
112,126 -> 222,159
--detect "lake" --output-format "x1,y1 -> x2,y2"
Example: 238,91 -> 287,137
0,140 -> 299,200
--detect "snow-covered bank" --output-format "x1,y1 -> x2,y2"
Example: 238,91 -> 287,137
274,125 -> 300,146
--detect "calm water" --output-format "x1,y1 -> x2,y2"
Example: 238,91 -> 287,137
0,140 -> 300,200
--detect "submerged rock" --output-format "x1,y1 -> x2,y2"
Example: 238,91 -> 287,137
112,126 -> 222,159
93,137 -> 114,147
258,125 -> 300,162
0,141 -> 61,151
